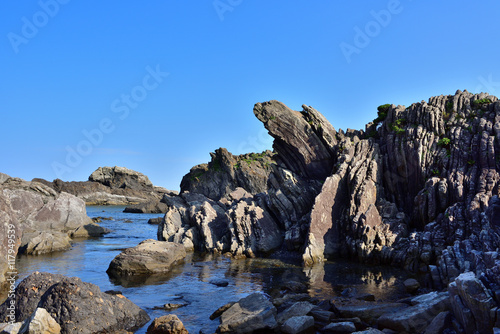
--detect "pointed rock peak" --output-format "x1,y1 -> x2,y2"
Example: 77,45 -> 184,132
253,100 -> 335,180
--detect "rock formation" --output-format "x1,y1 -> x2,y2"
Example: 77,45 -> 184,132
35,166 -> 174,206
157,90 -> 500,332
0,174 -> 108,287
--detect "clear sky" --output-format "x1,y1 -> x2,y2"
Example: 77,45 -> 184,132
2,1 -> 500,190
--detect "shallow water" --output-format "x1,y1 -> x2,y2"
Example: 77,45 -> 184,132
9,206 -> 413,333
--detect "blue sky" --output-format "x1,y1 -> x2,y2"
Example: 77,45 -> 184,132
1,1 -> 500,190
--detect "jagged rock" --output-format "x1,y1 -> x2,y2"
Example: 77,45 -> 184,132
217,293 -> 277,333
180,148 -> 274,201
0,272 -> 150,332
281,315 -> 315,334
377,291 -> 450,333
146,314 -> 188,334
158,191 -> 283,257
448,272 -> 496,334
253,100 -> 335,180
19,308 -> 61,334
107,239 -> 186,276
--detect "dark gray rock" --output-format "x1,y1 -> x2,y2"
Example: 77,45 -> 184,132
217,293 -> 277,333
0,272 -> 149,333
281,315 -> 315,334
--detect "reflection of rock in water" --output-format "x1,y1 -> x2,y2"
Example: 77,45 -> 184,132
304,262 -> 335,298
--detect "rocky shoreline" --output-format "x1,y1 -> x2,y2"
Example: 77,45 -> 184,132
1,90 -> 500,333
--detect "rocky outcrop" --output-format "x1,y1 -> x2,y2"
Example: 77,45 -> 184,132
107,239 -> 187,276
0,175 -> 108,259
180,148 -> 274,201
36,166 -> 173,206
158,189 -> 283,257
0,272 -> 150,333
253,101 -> 336,180
156,92 -> 500,332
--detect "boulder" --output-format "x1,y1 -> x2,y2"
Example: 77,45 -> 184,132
281,315 -> 315,334
377,291 -> 450,333
107,239 -> 187,276
19,231 -> 71,255
19,308 -> 61,334
146,314 -> 188,334
448,272 -> 497,334
336,301 -> 407,324
423,311 -> 451,334
321,321 -> 357,333
276,301 -> 315,324
0,272 -> 150,333
404,278 -> 420,294
0,192 -> 20,288
217,293 -> 277,333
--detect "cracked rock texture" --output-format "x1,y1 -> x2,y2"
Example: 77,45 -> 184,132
158,91 -> 500,332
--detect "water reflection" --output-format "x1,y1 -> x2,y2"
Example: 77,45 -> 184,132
5,206 -> 412,333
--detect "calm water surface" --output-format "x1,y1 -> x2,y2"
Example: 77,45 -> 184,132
11,206 -> 413,333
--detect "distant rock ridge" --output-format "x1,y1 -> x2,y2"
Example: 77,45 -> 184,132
35,166 -> 175,206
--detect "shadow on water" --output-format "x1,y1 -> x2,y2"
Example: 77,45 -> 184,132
5,205 -> 414,333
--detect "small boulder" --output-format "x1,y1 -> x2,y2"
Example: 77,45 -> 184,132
107,239 -> 186,276
217,293 -> 277,333
423,311 -> 451,334
281,315 -> 315,334
146,314 -> 188,334
19,308 -> 61,334
403,278 -> 420,294
277,301 -> 315,325
210,279 -> 229,287
321,321 -> 356,333
148,217 -> 164,225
